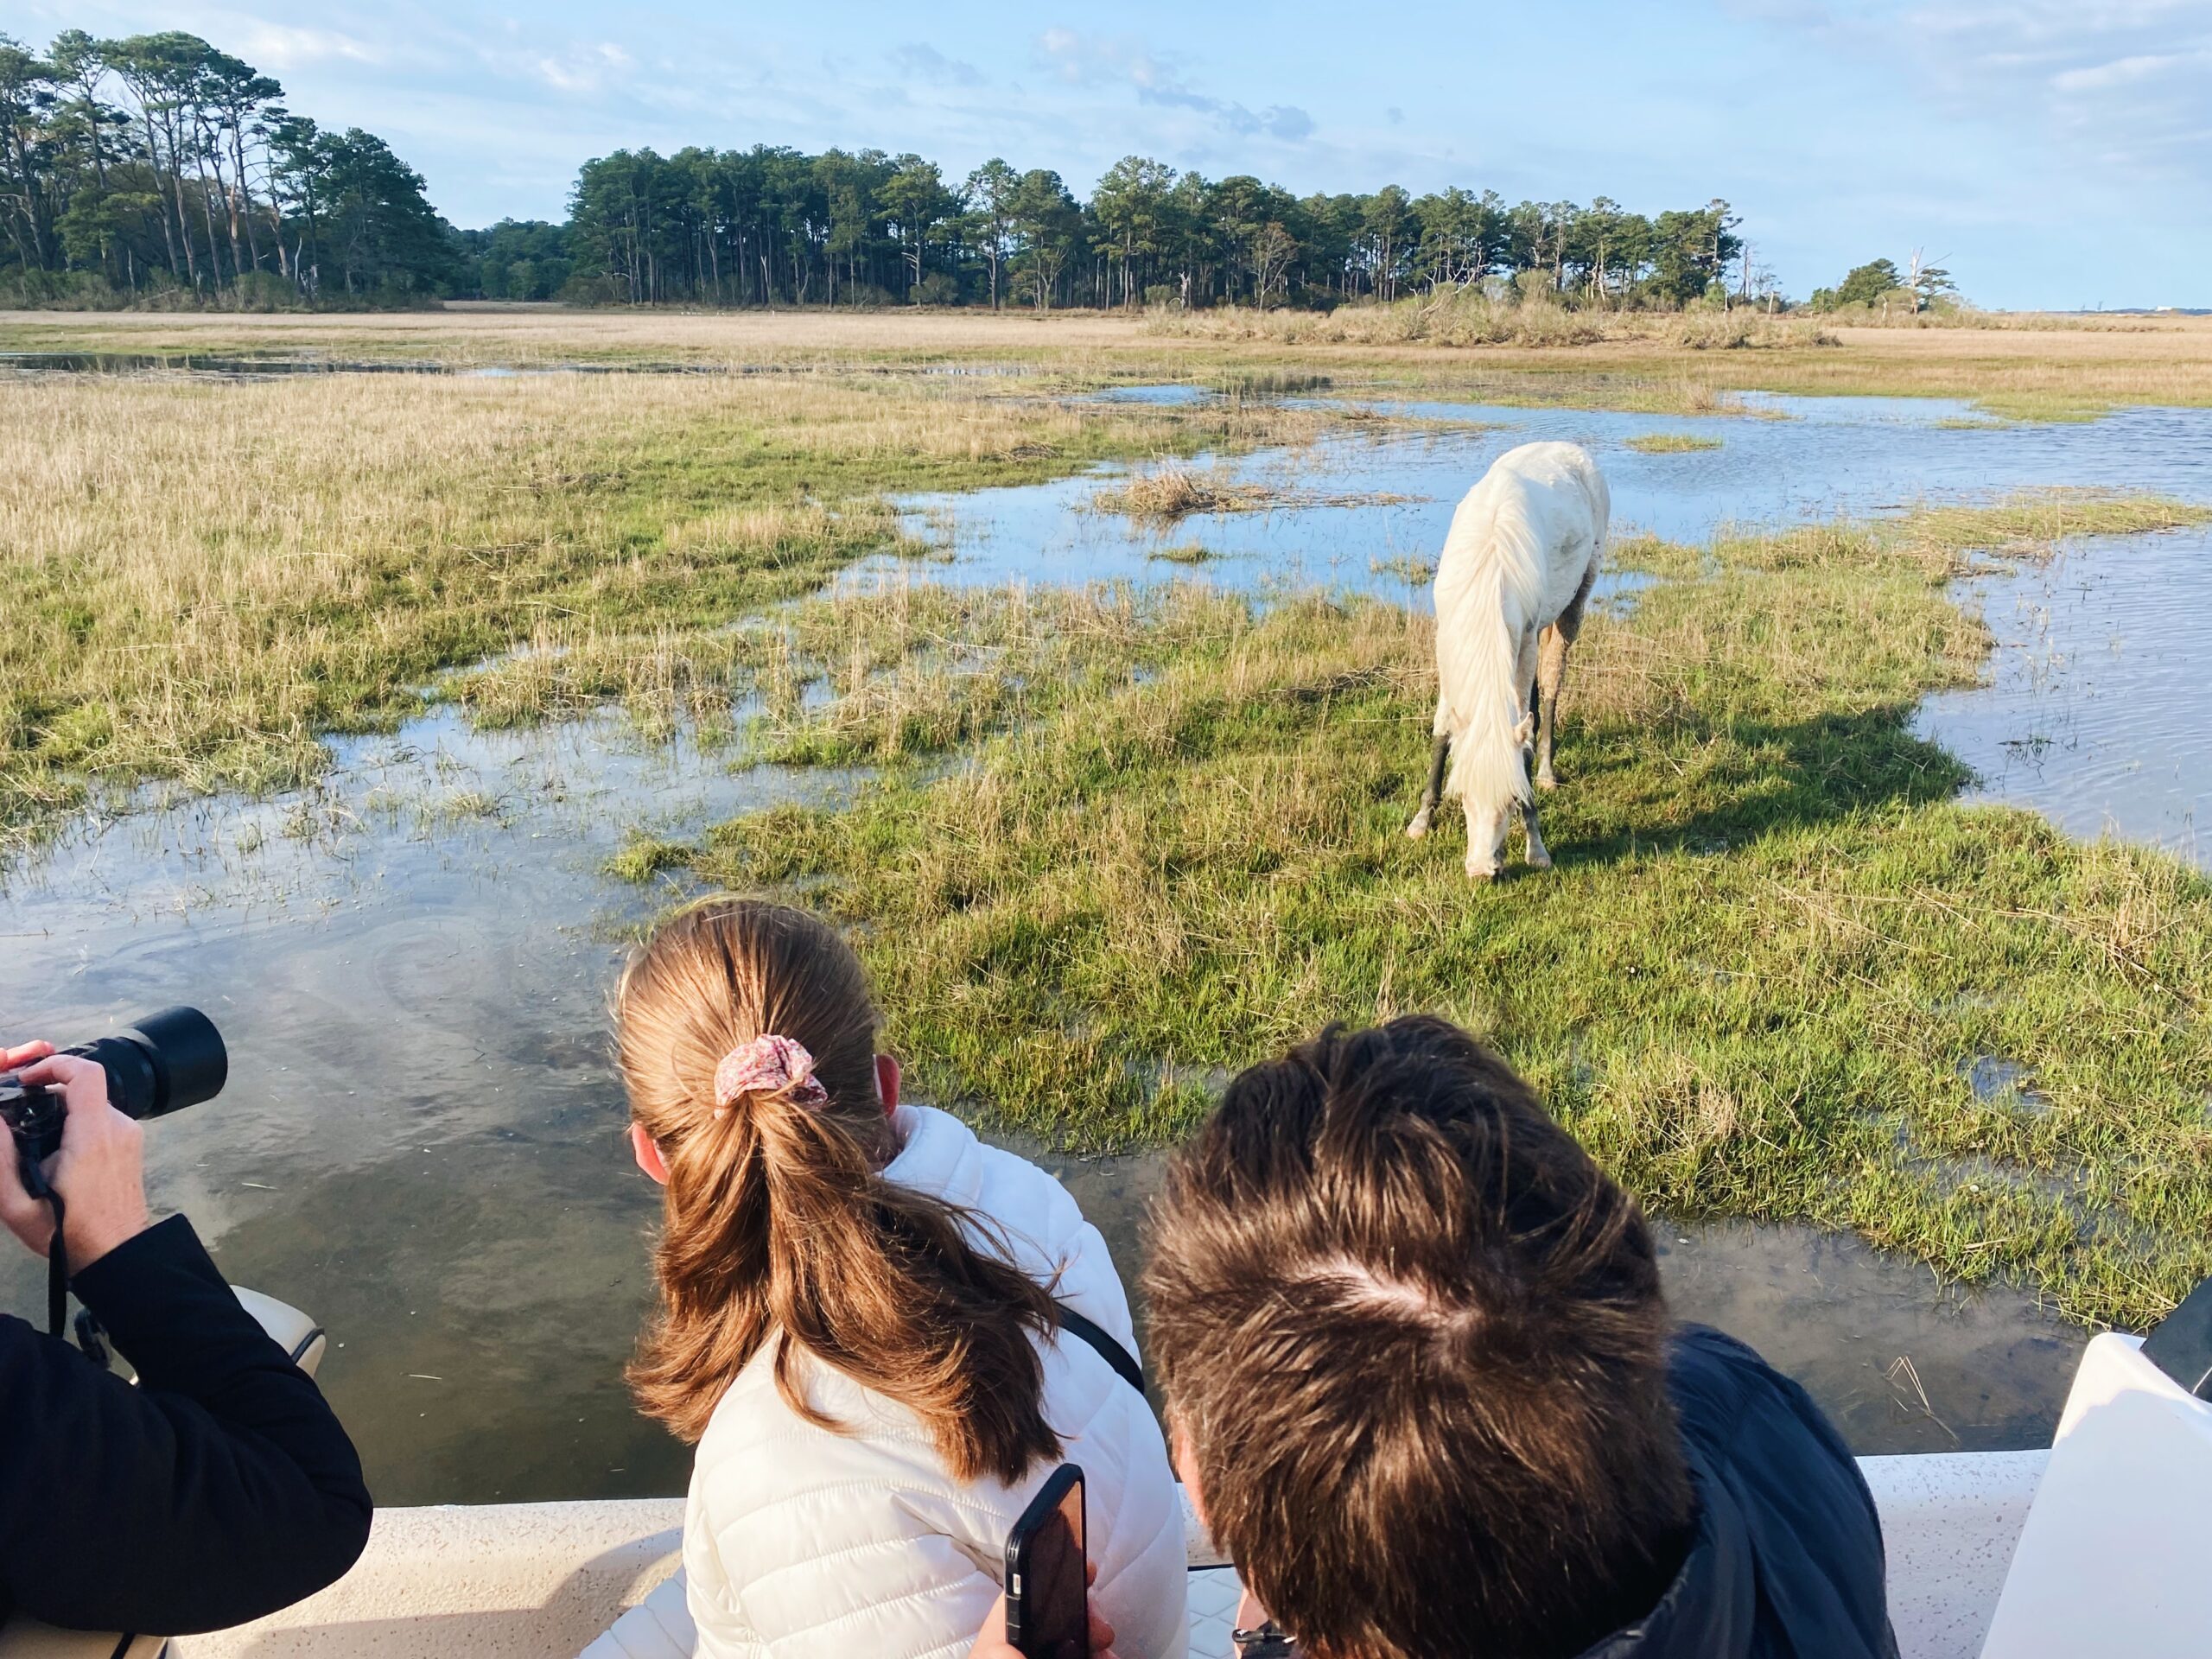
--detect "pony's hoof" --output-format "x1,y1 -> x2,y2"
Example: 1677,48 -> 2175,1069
1535,772 -> 1559,792
1465,860 -> 1499,882
1406,809 -> 1433,840
1525,848 -> 1554,872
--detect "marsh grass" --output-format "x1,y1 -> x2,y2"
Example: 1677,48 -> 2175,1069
1370,554 -> 1437,586
1090,466 -> 1275,518
744,578 -> 1250,767
1147,294 -> 1837,353
1627,433 -> 1726,454
665,493 -> 2212,1328
20,306 -> 2212,421
0,369 -> 1345,840
607,830 -> 696,884
478,574 -> 1249,771
1092,463 -> 1424,521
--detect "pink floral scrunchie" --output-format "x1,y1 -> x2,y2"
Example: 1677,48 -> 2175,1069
712,1033 -> 830,1117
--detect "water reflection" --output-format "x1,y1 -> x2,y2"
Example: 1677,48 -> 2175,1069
1916,524 -> 2212,865
0,712 -> 848,1503
894,395 -> 2212,605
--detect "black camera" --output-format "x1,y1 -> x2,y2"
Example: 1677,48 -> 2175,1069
0,1007 -> 228,1164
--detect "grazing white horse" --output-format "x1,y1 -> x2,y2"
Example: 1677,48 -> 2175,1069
1405,441 -> 1609,880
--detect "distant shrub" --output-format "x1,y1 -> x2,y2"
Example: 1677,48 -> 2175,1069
0,269 -> 129,308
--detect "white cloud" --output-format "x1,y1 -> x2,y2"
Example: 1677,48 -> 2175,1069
2050,50 -> 2199,92
1032,28 -> 1313,143
235,22 -> 387,69
1736,0 -> 2212,175
476,37 -> 638,96
890,42 -> 984,86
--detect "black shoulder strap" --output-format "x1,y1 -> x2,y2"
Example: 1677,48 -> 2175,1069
1054,1303 -> 1147,1396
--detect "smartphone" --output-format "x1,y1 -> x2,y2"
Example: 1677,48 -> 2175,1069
1005,1462 -> 1087,1659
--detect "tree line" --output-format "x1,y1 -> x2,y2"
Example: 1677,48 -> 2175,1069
3,22 -> 1779,314
556,147 -> 1758,313
0,28 -> 451,303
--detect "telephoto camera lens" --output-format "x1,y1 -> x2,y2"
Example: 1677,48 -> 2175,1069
0,1007 -> 228,1162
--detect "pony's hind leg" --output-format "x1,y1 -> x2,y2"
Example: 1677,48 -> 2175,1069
1535,567 -> 1595,791
1407,733 -> 1451,839
1512,629 -> 1541,749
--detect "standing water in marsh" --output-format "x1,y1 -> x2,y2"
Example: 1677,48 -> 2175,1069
0,715 -> 859,1503
1,385 -> 2203,1503
1915,518 -> 2212,858
896,391 -> 2212,866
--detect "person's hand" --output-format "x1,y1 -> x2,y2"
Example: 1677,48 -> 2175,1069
964,1597 -> 1117,1659
967,1562 -> 1117,1659
0,1049 -> 152,1272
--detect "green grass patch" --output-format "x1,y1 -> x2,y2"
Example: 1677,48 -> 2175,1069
605,831 -> 697,884
1626,432 -> 1725,454
670,492 -> 2212,1329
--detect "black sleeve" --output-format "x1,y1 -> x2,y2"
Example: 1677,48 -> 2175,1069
1669,1325 -> 1897,1659
0,1215 -> 372,1635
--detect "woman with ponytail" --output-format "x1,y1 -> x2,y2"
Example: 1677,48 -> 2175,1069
612,898 -> 1185,1659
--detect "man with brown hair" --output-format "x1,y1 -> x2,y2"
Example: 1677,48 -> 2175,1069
1141,1015 -> 1897,1659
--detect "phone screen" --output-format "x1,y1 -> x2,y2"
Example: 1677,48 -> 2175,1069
1009,1466 -> 1086,1659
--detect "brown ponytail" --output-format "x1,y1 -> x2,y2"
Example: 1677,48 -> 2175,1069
616,896 -> 1062,1484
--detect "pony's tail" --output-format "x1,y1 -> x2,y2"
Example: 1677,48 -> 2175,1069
1440,556 -> 1533,812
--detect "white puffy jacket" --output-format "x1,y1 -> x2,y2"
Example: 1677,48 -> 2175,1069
678,1104 -> 1187,1659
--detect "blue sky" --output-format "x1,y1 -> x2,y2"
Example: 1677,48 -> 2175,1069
12,0 -> 2210,308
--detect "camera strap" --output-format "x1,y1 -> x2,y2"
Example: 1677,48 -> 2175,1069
18,1150 -> 69,1337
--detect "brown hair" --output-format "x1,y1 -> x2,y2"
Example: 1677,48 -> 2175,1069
1143,1016 -> 1693,1659
617,896 -> 1061,1484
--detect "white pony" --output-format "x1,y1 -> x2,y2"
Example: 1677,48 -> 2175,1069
1405,441 -> 1609,880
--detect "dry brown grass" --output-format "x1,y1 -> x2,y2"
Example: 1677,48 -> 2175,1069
1822,308 -> 2178,333
1088,461 -> 1423,520
1090,466 -> 1278,518
15,305 -> 2212,418
1147,296 -> 1834,352
0,304 -> 1145,367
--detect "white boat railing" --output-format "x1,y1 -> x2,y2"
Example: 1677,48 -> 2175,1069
165,1451 -> 2050,1659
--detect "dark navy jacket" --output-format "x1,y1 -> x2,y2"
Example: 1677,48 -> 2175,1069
0,1216 -> 371,1633
1580,1325 -> 1898,1659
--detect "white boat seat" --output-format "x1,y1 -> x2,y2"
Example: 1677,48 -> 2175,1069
577,1572 -> 690,1659
575,1562 -> 1250,1659
175,1449 -> 2047,1659
575,1490 -> 1247,1659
